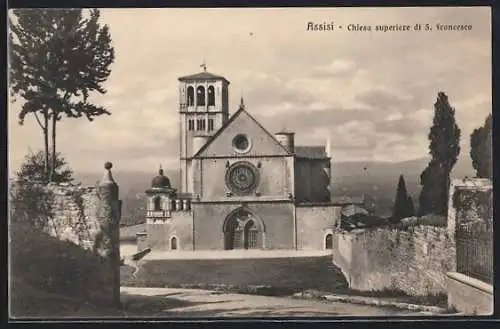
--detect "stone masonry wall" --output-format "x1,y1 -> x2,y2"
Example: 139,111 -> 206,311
10,165 -> 122,308
45,183 -> 101,251
332,225 -> 456,296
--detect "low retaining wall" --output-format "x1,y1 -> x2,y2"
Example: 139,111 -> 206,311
446,272 -> 493,315
332,225 -> 456,296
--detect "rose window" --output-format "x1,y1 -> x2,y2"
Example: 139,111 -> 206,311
225,162 -> 259,195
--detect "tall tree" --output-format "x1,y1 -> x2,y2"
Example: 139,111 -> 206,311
16,150 -> 74,184
391,174 -> 415,222
470,114 -> 492,179
418,92 -> 461,216
9,9 -> 115,182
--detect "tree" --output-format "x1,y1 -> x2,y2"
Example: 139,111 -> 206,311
418,92 -> 461,216
9,9 -> 115,182
391,174 -> 415,222
470,114 -> 492,179
10,150 -> 73,231
16,150 -> 74,184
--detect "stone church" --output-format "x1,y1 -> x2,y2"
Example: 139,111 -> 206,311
141,68 -> 361,251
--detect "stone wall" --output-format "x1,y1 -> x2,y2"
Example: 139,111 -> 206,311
446,272 -> 493,315
10,164 -> 122,308
447,178 -> 492,231
44,183 -> 101,251
146,210 -> 194,251
332,225 -> 456,296
296,205 -> 339,250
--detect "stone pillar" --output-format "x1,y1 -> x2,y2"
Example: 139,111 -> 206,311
176,199 -> 182,211
136,231 -> 148,252
183,199 -> 190,211
95,162 -> 121,308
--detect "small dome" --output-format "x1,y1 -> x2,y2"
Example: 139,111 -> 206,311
151,167 -> 171,188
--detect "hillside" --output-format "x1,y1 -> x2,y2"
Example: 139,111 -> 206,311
74,156 -> 475,224
9,222 -> 123,318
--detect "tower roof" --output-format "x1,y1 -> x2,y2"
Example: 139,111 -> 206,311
151,166 -> 171,188
178,71 -> 230,84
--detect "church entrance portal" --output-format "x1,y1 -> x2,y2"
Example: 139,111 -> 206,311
224,210 -> 263,250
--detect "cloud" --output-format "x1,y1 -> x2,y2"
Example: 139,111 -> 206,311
8,7 -> 491,173
311,59 -> 357,78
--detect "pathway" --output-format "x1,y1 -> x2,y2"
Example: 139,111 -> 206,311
121,287 -> 417,317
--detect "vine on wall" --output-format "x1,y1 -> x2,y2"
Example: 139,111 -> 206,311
452,188 -> 492,226
69,189 -> 93,247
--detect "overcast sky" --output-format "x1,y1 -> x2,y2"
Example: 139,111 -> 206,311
8,7 -> 491,174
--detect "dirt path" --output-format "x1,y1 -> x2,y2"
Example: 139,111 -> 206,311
121,287 -> 415,317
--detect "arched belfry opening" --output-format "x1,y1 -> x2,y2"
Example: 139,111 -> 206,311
223,209 -> 264,250
207,85 -> 215,106
196,86 -> 205,106
187,86 -> 194,106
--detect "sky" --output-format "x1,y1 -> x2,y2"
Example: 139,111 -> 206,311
8,7 -> 491,175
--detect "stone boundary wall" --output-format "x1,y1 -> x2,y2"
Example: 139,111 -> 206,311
10,164 -> 122,307
332,225 -> 456,296
446,272 -> 493,315
447,178 -> 492,231
45,183 -> 101,251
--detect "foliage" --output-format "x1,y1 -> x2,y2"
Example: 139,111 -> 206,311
418,92 -> 461,216
9,9 -> 115,181
9,181 -> 54,232
10,221 -> 118,317
452,188 -> 493,225
391,174 -> 415,222
16,150 -> 74,184
70,188 -> 92,246
470,114 -> 492,179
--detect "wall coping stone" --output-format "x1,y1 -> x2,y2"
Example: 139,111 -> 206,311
446,272 -> 493,294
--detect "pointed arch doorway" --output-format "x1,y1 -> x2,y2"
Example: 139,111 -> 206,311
223,209 -> 264,250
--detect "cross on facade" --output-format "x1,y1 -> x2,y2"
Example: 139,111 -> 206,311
200,60 -> 207,72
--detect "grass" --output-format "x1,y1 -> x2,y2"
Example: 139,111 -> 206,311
121,256 -> 349,293
9,222 -> 119,318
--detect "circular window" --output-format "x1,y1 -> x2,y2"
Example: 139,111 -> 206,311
225,162 -> 259,195
232,134 -> 252,153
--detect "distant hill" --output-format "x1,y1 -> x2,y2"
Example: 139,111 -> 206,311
74,156 -> 475,224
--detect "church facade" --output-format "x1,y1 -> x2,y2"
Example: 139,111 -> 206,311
142,69 -> 358,251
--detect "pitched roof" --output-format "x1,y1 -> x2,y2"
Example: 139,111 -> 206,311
295,146 -> 328,159
192,106 -> 291,158
178,71 -> 230,84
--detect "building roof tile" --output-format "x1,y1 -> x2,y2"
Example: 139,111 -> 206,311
178,71 -> 230,83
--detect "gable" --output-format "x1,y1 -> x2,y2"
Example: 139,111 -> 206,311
196,108 -> 290,158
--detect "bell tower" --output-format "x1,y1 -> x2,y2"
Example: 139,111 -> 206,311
178,65 -> 230,193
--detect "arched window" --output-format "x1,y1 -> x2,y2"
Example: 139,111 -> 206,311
153,196 -> 162,211
325,233 -> 333,250
224,210 -> 263,250
196,86 -> 205,106
170,236 -> 178,250
244,220 -> 259,249
187,86 -> 194,106
207,85 -> 215,106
